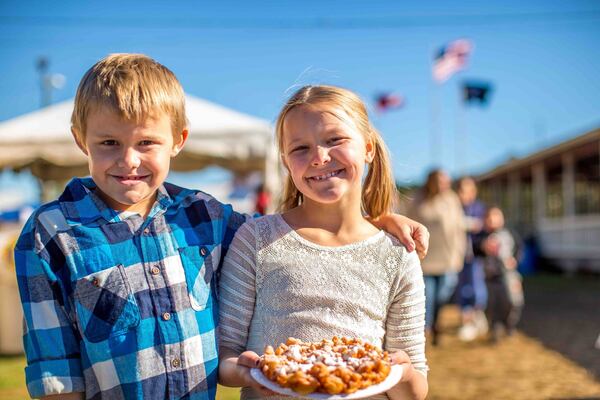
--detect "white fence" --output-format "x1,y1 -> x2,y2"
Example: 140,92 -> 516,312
537,215 -> 600,272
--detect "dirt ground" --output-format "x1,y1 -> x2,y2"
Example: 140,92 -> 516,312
426,273 -> 600,400
518,273 -> 600,381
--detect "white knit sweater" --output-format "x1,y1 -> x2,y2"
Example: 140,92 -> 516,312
218,214 -> 427,399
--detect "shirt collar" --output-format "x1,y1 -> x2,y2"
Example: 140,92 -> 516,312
59,177 -> 173,225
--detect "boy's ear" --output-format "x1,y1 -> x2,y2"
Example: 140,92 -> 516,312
71,128 -> 88,156
171,129 -> 189,157
365,140 -> 375,163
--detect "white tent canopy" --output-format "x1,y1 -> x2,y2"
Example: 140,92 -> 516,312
0,95 -> 279,194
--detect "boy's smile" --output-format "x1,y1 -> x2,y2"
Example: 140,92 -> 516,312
112,174 -> 151,185
74,106 -> 186,217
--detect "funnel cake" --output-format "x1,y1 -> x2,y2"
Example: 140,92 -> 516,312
257,337 -> 392,396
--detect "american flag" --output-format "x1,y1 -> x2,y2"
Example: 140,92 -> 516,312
432,39 -> 473,83
375,93 -> 405,112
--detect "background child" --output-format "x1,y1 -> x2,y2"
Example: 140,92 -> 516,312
218,85 -> 428,400
474,206 -> 524,342
15,56 -> 428,400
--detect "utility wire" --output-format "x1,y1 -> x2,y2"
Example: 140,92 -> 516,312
1,11 -> 600,30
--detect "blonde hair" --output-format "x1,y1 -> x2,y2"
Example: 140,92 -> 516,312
275,85 -> 397,219
71,53 -> 186,140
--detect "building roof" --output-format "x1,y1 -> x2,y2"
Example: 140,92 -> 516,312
477,126 -> 600,181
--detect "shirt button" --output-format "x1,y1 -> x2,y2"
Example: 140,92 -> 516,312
162,312 -> 171,321
200,247 -> 208,256
151,266 -> 160,275
171,358 -> 181,368
143,228 -> 151,235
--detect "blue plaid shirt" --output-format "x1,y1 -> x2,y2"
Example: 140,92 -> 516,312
15,177 -> 247,400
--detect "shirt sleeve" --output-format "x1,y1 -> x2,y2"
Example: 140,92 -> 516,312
384,249 -> 428,375
15,221 -> 85,398
218,220 -> 257,354
215,199 -> 252,270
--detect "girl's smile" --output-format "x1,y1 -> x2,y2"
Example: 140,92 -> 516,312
306,168 -> 345,181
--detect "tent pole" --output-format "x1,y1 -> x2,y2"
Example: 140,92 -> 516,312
263,132 -> 280,213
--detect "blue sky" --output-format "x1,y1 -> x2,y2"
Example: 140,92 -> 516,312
1,0 -> 599,199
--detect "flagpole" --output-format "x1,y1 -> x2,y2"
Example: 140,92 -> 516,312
456,82 -> 467,176
430,38 -> 473,172
429,42 -> 440,170
430,79 -> 441,168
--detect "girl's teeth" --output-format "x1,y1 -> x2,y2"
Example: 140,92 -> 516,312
314,170 -> 340,180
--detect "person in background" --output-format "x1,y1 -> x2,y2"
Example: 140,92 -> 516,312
474,206 -> 524,342
455,177 -> 488,342
408,169 -> 466,345
254,183 -> 271,215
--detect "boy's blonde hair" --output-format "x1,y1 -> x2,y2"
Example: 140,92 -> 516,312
71,53 -> 186,139
275,85 -> 397,219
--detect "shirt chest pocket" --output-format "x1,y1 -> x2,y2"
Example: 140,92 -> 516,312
178,245 -> 218,311
73,264 -> 141,343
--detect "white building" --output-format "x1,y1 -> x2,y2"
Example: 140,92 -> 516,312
476,127 -> 600,272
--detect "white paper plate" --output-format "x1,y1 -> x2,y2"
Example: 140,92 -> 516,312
250,364 -> 403,399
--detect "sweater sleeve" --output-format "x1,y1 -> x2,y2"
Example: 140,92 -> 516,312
218,220 -> 258,354
384,249 -> 428,375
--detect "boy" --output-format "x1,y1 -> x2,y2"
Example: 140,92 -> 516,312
474,206 -> 524,342
15,53 -> 428,400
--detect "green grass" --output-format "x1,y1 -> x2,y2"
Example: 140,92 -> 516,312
0,355 -> 28,399
216,385 -> 241,400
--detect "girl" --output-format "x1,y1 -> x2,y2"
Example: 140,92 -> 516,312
218,85 -> 428,400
